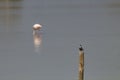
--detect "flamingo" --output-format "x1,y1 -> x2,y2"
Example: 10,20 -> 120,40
33,24 -> 42,30
33,24 -> 42,34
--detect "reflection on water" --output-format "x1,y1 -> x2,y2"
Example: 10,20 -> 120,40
0,0 -> 23,31
33,31 -> 42,54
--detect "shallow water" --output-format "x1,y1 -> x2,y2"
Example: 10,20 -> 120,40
0,0 -> 120,80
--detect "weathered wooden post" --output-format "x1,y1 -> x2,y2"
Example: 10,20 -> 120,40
79,45 -> 84,80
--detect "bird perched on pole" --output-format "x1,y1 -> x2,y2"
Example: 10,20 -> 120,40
79,44 -> 84,80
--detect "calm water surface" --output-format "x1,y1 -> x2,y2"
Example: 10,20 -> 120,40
0,0 -> 120,80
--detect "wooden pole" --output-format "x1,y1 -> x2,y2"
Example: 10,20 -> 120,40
79,45 -> 84,80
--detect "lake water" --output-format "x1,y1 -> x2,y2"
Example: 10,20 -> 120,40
0,0 -> 120,80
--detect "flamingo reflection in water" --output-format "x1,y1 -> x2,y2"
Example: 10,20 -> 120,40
33,32 -> 42,54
